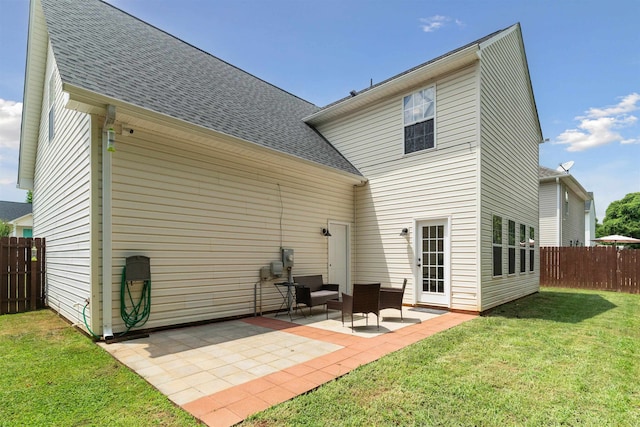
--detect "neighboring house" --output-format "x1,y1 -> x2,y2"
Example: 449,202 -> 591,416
18,0 -> 542,338
0,201 -> 33,237
539,166 -> 594,246
584,194 -> 596,246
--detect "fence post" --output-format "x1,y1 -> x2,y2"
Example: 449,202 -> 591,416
30,242 -> 37,311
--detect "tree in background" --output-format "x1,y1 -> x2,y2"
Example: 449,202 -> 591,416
599,192 -> 640,240
595,219 -> 604,238
26,190 -> 33,204
0,220 -> 12,237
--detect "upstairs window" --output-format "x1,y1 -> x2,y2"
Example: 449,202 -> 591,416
403,86 -> 435,154
48,73 -> 55,142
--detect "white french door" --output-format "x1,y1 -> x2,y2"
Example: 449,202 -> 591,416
416,219 -> 450,306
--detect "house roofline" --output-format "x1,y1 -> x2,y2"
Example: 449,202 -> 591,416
18,0 -> 47,191
303,24 -> 529,126
303,44 -> 480,125
63,84 -> 367,185
540,173 -> 591,201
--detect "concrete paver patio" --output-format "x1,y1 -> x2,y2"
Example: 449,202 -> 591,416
100,308 -> 476,427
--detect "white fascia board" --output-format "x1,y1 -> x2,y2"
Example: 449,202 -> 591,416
17,0 -> 47,190
478,23 -> 520,50
63,84 -> 366,185
540,174 -> 589,201
303,45 -> 480,125
10,213 -> 33,227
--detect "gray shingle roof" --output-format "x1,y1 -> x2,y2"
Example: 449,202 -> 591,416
0,201 -> 32,222
539,165 -> 565,180
40,0 -> 361,177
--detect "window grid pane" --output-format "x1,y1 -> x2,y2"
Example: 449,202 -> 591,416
404,86 -> 435,154
422,226 -> 445,294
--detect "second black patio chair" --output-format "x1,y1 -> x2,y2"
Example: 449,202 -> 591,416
379,278 -> 408,321
342,283 -> 381,330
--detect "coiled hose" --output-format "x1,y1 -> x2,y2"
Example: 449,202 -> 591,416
81,266 -> 151,339
120,266 -> 151,332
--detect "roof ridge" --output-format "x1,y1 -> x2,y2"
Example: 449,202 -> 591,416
37,0 -> 361,176
319,24 -> 516,110
96,0 -> 318,108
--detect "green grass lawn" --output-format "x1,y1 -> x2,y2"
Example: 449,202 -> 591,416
0,310 -> 198,427
243,287 -> 640,426
2,288 -> 638,426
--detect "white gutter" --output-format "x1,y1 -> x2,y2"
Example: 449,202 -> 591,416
102,105 -> 116,340
556,177 -> 561,247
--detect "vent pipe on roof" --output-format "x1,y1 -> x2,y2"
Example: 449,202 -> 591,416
349,90 -> 357,97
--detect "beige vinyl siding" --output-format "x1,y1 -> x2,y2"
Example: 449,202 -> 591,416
107,128 -> 354,331
539,181 -> 559,246
33,45 -> 92,325
479,28 -> 541,310
318,64 -> 480,311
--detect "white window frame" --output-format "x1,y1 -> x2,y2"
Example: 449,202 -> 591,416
529,226 -> 535,273
403,85 -> 436,155
508,220 -> 516,275
492,215 -> 503,277
519,223 -> 527,273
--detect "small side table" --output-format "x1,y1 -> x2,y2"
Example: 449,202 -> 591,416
274,282 -> 298,320
326,299 -> 343,322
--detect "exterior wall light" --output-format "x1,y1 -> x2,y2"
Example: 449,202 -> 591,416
322,228 -> 332,237
107,127 -> 116,152
400,228 -> 409,237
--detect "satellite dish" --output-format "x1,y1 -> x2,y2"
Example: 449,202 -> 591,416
556,160 -> 574,174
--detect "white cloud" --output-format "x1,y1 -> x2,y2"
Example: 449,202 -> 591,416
554,93 -> 640,152
0,99 -> 22,149
0,98 -> 23,201
420,15 -> 463,33
582,92 -> 640,118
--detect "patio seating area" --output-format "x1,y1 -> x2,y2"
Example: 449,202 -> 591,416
100,308 -> 476,427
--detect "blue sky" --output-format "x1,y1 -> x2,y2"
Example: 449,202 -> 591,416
0,0 -> 638,220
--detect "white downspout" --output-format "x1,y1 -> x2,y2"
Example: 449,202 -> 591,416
556,177 -> 561,247
102,105 -> 116,340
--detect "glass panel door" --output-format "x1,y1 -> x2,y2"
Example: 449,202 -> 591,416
418,220 -> 449,306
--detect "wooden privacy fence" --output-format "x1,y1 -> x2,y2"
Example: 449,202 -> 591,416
540,246 -> 639,293
0,237 -> 46,314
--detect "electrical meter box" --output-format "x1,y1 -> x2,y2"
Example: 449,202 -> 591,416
270,261 -> 283,278
281,248 -> 294,269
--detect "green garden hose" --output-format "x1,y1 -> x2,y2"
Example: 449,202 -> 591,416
82,301 -> 101,339
120,266 -> 151,332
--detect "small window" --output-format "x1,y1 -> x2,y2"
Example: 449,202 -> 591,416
508,220 -> 516,275
493,215 -> 502,276
403,86 -> 435,154
529,226 -> 535,272
563,189 -> 569,218
48,73 -> 55,142
519,224 -> 526,273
